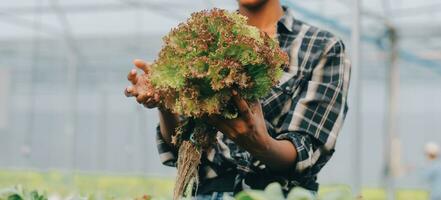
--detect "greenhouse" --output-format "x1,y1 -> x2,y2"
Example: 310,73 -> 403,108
0,0 -> 440,199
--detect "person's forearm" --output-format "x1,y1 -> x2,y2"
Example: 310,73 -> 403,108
158,108 -> 179,145
238,135 -> 297,171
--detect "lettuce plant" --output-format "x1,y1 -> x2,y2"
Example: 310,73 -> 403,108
149,8 -> 287,117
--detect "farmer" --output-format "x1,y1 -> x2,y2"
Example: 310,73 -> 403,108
423,142 -> 441,200
125,0 -> 350,198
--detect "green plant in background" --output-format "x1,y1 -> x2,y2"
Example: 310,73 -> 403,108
0,170 -> 430,200
0,170 -> 175,200
0,185 -> 47,200
235,183 -> 353,200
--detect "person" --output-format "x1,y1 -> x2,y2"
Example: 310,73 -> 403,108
423,142 -> 441,200
125,0 -> 351,199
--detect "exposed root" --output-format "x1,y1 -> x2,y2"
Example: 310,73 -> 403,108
173,141 -> 201,200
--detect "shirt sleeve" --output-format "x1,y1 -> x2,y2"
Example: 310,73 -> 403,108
156,124 -> 178,167
276,39 -> 351,173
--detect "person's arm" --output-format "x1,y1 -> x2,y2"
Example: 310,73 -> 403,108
125,59 -> 180,146
207,91 -> 298,171
272,39 -> 351,173
158,108 -> 179,145
156,109 -> 179,166
241,130 -> 298,171
282,39 -> 351,173
125,59 -> 180,166
208,39 -> 351,172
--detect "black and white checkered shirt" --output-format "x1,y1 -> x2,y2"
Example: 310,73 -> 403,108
156,6 -> 351,195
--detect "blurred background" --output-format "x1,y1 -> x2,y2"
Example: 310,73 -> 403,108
0,0 -> 440,199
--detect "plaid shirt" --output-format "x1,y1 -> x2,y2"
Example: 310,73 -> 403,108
156,7 -> 351,194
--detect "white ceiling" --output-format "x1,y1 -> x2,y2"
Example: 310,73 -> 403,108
1,0 -> 439,38
0,0 -> 440,62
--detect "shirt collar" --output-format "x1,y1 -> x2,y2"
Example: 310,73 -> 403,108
278,6 -> 295,33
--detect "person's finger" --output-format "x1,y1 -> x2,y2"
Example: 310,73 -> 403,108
145,94 -> 161,108
250,100 -> 263,115
136,93 -> 149,104
125,86 -> 138,97
231,90 -> 253,123
224,118 -> 250,135
127,69 -> 138,84
146,91 -> 154,97
153,93 -> 160,102
124,87 -> 131,97
206,116 -> 237,139
208,115 -> 251,139
133,59 -> 150,74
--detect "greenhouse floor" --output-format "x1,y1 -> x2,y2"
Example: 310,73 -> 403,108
0,170 -> 429,200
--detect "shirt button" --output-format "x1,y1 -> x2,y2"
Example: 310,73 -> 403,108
285,86 -> 291,91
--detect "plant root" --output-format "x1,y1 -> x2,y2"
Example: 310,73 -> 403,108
173,141 -> 201,200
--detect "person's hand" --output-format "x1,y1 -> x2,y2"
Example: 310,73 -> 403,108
206,90 -> 271,153
207,90 -> 298,170
124,59 -> 160,108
